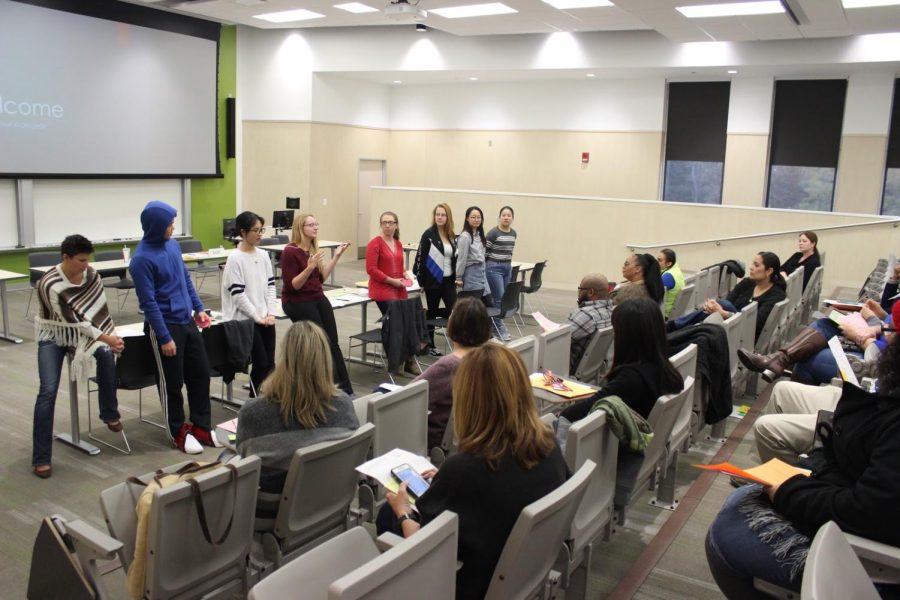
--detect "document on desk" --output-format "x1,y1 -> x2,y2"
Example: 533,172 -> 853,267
532,311 -> 561,332
115,325 -> 144,337
356,448 -> 435,494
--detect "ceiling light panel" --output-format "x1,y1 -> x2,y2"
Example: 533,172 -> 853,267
542,0 -> 613,9
429,3 -> 518,18
676,1 -> 785,18
843,0 -> 900,7
253,9 -> 325,22
334,2 -> 379,13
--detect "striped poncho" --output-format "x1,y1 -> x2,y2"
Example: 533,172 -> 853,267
36,265 -> 115,381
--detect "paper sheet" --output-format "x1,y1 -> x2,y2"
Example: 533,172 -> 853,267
532,311 -> 561,333
529,373 -> 596,399
218,418 -> 238,434
694,458 -> 810,486
356,448 -> 435,494
828,336 -> 860,387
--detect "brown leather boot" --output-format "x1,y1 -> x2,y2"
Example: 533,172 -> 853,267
404,358 -> 422,376
737,327 -> 827,383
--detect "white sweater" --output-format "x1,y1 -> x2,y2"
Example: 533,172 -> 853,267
221,248 -> 278,322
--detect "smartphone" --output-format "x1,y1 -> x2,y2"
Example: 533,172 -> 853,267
390,464 -> 430,499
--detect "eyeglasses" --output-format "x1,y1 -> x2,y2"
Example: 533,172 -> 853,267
303,222 -> 319,228
248,227 -> 267,235
381,220 -> 398,225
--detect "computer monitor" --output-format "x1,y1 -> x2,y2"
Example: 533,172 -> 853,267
222,218 -> 236,239
272,209 -> 295,230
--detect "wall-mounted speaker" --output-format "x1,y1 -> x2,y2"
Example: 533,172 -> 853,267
286,196 -> 300,209
225,97 -> 236,159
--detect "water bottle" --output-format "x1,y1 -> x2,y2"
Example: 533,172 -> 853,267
122,245 -> 130,264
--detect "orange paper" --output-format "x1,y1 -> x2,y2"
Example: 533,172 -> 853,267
694,458 -> 811,486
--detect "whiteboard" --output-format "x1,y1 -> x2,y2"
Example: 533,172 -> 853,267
0,180 -> 17,248
32,179 -> 184,246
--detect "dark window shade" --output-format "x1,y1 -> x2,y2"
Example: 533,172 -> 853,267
770,80 -> 847,168
887,79 -> 900,169
665,82 -> 730,162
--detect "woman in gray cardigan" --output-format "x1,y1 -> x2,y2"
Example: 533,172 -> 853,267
236,321 -> 359,496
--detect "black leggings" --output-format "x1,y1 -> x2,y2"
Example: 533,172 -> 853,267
424,281 -> 457,347
282,297 -> 354,395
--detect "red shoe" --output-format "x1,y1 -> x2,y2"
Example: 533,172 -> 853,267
174,423 -> 203,455
191,425 -> 223,448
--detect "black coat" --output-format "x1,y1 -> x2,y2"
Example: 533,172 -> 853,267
774,382 -> 900,545
413,226 -> 457,289
667,324 -> 733,424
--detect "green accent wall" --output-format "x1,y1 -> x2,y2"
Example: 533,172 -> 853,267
0,25 -> 237,282
191,25 -> 237,249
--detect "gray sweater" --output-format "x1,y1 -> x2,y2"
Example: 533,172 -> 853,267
236,392 -> 359,493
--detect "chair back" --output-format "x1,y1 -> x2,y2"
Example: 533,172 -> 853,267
484,460 -> 595,600
669,283 -> 695,320
117,334 -> 160,391
706,265 -> 721,301
739,302 -> 759,351
538,323 -> 573,377
275,235 -> 290,243
271,424 -> 375,556
330,512 -> 459,600
755,298 -> 789,354
629,377 -> 694,499
801,521 -> 880,600
667,345 -> 697,451
507,334 -> 538,373
93,250 -> 127,280
260,237 -> 281,247
800,266 -> 825,324
510,264 -> 520,281
457,288 -> 484,299
786,267 -> 804,310
693,270 -> 709,308
367,380 -> 429,457
564,412 -> 617,556
526,261 -> 547,293
498,280 -> 523,317
723,310 -> 744,380
573,326 -> 614,385
178,239 -> 203,254
29,251 -> 60,286
144,455 -> 261,599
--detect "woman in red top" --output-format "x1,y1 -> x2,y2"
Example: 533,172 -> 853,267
281,213 -> 354,395
366,211 -> 408,313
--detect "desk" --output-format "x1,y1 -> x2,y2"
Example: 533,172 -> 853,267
259,240 -> 344,287
402,243 -> 418,270
0,269 -> 26,343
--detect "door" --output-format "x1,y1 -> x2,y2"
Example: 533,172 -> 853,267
357,159 -> 386,259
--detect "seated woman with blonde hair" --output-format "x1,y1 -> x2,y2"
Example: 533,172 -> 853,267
378,344 -> 568,599
236,321 -> 359,501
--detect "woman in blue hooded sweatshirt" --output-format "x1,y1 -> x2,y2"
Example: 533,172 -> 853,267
130,201 -> 220,455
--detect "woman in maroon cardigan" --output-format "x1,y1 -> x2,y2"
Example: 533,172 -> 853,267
280,213 -> 353,395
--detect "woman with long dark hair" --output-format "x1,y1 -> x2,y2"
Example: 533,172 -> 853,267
670,251 -> 787,342
560,297 -> 684,424
455,206 -> 490,299
221,211 -> 279,396
610,253 -> 664,307
707,332 -> 900,598
413,203 -> 457,355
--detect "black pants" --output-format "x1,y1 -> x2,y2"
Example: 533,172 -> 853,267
282,297 -> 354,395
250,323 -> 276,396
147,322 -> 211,437
424,281 -> 457,347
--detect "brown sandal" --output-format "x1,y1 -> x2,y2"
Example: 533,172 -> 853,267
105,420 -> 124,432
33,464 -> 52,479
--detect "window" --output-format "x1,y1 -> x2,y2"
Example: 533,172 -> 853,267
767,80 -> 847,211
663,82 -> 730,204
882,79 -> 900,216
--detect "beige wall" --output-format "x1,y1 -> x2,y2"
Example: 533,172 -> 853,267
387,130 -> 663,200
722,134 -> 769,208
834,135 -> 888,215
242,121 -> 311,230
373,187 -> 899,294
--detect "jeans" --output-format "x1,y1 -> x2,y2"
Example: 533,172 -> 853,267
705,485 -> 802,598
33,341 -> 120,466
283,296 -> 354,395
670,299 -> 739,332
792,318 -> 851,385
486,261 -> 511,336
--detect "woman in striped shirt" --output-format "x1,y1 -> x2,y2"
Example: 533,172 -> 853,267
485,206 -> 517,341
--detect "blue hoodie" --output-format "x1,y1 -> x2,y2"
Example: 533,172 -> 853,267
131,201 -> 203,344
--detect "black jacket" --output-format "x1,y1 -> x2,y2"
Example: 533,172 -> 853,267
381,297 -> 429,372
413,226 -> 457,289
667,324 -> 733,424
774,382 -> 900,545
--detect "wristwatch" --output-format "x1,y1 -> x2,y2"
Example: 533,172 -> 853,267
397,512 -> 416,526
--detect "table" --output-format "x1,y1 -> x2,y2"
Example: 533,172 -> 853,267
0,269 -> 26,343
402,243 -> 419,270
259,240 -> 344,287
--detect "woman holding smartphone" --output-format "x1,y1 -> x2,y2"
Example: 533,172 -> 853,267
221,211 -> 278,396
280,213 -> 354,396
413,203 -> 457,355
485,205 -> 517,341
455,206 -> 489,298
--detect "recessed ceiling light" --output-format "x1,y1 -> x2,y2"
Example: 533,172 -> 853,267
253,8 -> 325,22
469,76 -> 479,81
728,69 -> 738,74
843,0 -> 900,7
430,3 -> 517,18
393,80 -> 402,84
542,0 -> 612,8
586,73 -> 596,77
676,1 -> 784,18
334,2 -> 379,13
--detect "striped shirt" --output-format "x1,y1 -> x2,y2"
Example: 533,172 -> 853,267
222,247 -> 278,321
485,227 -> 517,263
38,264 -> 114,342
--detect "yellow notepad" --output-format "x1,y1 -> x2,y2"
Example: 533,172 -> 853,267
529,374 -> 596,399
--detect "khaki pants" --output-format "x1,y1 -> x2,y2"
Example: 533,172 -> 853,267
753,381 -> 842,464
